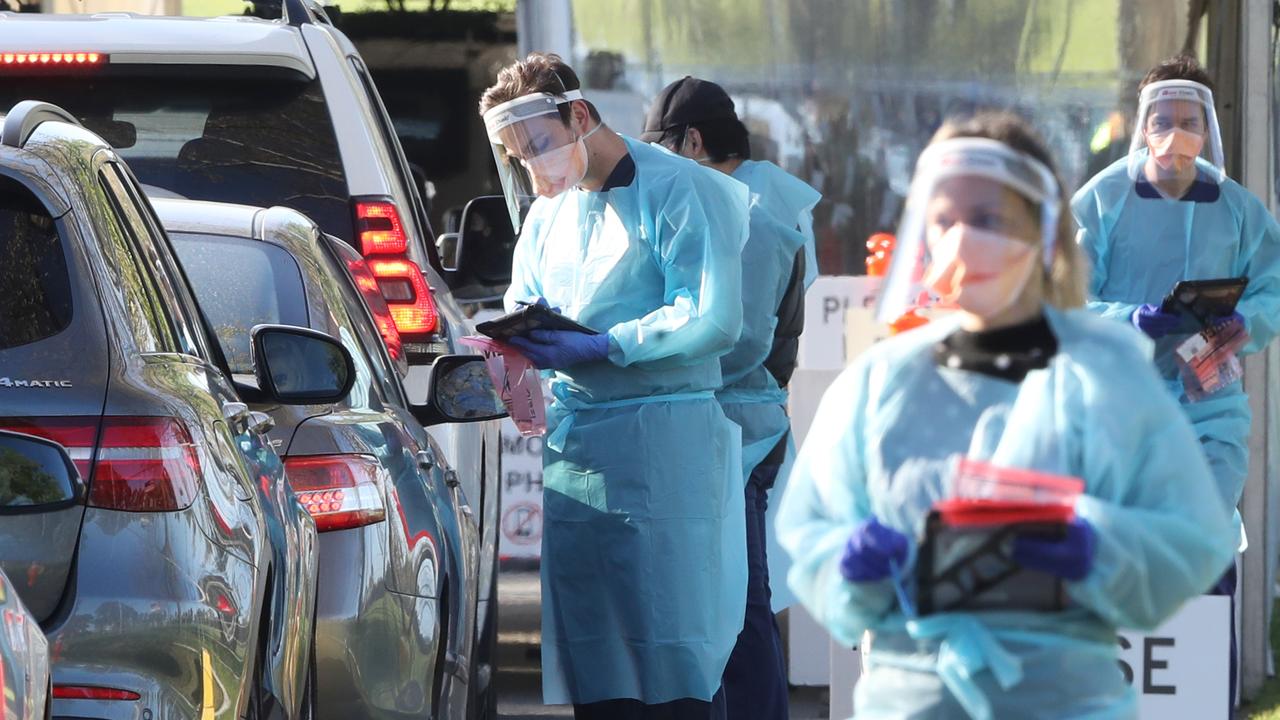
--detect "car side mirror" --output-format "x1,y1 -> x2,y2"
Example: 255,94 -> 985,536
445,195 -> 519,301
410,354 -> 508,426
437,231 -> 462,272
250,324 -> 356,405
0,429 -> 80,509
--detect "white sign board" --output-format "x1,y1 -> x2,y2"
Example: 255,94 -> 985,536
498,421 -> 544,561
798,276 -> 882,370
1119,595 -> 1230,719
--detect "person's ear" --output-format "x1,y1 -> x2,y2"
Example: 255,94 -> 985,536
570,99 -> 592,134
685,126 -> 704,156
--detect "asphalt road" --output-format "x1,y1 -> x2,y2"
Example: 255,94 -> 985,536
495,569 -> 829,719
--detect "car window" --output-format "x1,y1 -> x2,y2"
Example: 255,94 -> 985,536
0,73 -> 351,243
96,169 -> 178,353
104,163 -> 207,359
0,178 -> 72,351
170,233 -> 309,375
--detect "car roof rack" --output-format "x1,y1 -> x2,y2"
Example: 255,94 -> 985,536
1,101 -> 81,149
281,0 -> 333,27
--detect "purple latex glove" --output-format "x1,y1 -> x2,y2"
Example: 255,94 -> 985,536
507,329 -> 609,370
1012,517 -> 1097,582
839,518 -> 909,583
1131,303 -> 1181,338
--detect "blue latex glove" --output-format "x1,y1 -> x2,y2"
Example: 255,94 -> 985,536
507,329 -> 609,370
1012,517 -> 1097,582
1213,310 -> 1245,330
1131,303 -> 1181,339
839,518 -> 909,583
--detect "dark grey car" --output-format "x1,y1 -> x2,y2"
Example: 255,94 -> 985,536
0,101 -> 351,719
153,198 -> 505,719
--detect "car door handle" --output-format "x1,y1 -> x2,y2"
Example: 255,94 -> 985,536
222,401 -> 251,435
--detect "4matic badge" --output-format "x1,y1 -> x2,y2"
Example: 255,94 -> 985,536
0,377 -> 73,388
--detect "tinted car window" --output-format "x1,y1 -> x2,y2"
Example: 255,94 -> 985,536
171,234 -> 309,374
99,167 -> 181,353
0,179 -> 71,351
0,73 -> 351,242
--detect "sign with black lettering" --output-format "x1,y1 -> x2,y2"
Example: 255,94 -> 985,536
1117,596 -> 1229,718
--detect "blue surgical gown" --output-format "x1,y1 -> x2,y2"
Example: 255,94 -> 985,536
731,159 -> 821,613
505,136 -> 750,705
1073,157 -> 1280,549
778,306 -> 1235,719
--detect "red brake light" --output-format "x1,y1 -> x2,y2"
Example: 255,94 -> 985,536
285,455 -> 387,532
1,52 -> 104,66
53,685 -> 141,701
90,417 -> 200,512
346,257 -> 403,361
355,201 -> 408,255
0,417 -> 98,478
367,258 -> 439,335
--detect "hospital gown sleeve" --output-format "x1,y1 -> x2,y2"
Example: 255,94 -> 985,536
1234,193 -> 1280,354
1067,339 -> 1236,630
606,172 -> 748,367
777,360 -> 898,647
1072,189 -> 1140,323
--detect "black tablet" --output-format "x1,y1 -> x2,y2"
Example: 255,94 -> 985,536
475,303 -> 599,340
1160,277 -> 1249,329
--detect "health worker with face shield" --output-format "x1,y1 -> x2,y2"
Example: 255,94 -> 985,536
479,53 -> 750,720
778,113 -> 1235,720
1072,55 -> 1280,703
640,76 -> 820,720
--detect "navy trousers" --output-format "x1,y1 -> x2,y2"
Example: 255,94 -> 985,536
572,689 -> 726,719
721,458 -> 790,720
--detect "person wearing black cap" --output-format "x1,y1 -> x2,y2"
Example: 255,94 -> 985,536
643,76 -> 821,720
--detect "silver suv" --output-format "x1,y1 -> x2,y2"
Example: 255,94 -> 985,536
0,7 -> 503,716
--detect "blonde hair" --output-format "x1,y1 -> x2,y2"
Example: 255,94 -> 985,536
930,112 -> 1087,309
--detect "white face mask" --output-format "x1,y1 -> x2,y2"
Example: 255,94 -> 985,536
923,224 -> 1038,319
522,123 -> 601,197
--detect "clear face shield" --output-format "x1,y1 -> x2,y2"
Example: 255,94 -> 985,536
876,138 -> 1060,324
1127,79 -> 1225,185
482,89 -> 593,233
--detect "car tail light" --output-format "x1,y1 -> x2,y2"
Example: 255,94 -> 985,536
0,52 -> 105,66
367,258 -> 439,335
89,418 -> 200,512
0,416 -> 199,511
0,416 -> 98,478
52,685 -> 141,701
355,201 -> 408,255
346,256 -> 403,361
285,455 -> 387,532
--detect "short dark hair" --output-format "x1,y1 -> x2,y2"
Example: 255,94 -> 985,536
658,117 -> 752,163
1140,54 -> 1214,94
479,52 -> 601,124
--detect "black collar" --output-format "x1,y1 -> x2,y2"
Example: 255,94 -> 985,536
1135,174 -> 1221,202
600,152 -> 637,192
934,313 -> 1058,382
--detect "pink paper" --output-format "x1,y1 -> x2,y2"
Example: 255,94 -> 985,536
460,336 -> 548,437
